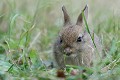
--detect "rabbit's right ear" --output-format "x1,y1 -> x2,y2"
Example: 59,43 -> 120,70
62,6 -> 71,26
76,5 -> 88,26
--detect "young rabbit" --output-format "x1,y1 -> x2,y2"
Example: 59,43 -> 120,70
53,5 -> 102,69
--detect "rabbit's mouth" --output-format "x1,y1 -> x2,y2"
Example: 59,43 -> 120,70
63,52 -> 71,56
65,52 -> 71,56
63,49 -> 81,57
64,52 -> 78,57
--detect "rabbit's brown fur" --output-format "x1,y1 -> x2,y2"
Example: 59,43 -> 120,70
53,5 -> 102,69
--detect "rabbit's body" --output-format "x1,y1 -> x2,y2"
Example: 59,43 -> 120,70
53,5 -> 102,69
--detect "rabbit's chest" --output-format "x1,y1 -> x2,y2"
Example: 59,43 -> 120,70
63,55 -> 82,66
61,49 -> 94,67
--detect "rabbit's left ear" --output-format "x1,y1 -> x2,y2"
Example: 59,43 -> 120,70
62,6 -> 71,26
76,5 -> 88,26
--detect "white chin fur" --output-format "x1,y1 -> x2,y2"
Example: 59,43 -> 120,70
70,54 -> 77,57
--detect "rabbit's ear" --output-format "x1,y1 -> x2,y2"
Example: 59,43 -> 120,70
62,6 -> 71,26
76,5 -> 88,26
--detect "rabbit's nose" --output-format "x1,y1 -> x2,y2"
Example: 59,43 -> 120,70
64,48 -> 72,56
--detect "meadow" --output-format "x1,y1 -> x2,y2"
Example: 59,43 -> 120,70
0,0 -> 120,80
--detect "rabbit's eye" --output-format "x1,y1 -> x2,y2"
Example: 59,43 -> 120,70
60,38 -> 63,43
77,37 -> 82,42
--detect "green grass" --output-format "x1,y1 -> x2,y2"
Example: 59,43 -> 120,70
0,0 -> 120,80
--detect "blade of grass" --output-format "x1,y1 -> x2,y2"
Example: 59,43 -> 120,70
8,14 -> 19,46
82,11 -> 101,59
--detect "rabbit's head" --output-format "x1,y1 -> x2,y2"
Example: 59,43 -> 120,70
58,5 -> 88,57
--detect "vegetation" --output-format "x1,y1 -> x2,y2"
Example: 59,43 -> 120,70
0,0 -> 120,80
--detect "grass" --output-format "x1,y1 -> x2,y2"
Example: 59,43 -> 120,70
0,0 -> 120,80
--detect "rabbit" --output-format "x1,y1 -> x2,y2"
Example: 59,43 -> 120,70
53,5 -> 102,69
